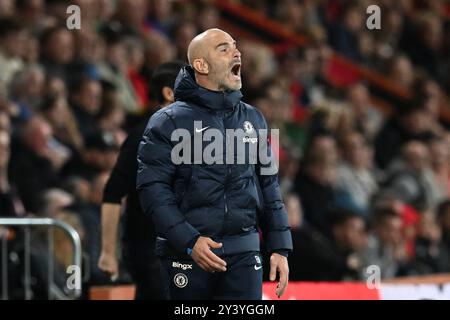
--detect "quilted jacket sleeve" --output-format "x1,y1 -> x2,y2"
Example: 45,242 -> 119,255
255,110 -> 293,254
137,110 -> 200,253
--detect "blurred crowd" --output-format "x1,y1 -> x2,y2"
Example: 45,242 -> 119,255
0,0 -> 450,298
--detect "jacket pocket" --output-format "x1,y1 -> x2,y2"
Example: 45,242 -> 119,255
179,165 -> 197,211
241,209 -> 257,231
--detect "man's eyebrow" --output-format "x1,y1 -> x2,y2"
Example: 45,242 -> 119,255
215,41 -> 236,49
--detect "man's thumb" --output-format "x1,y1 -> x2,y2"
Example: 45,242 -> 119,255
208,239 -> 223,249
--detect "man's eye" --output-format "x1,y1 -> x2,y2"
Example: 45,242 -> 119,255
221,48 -> 227,52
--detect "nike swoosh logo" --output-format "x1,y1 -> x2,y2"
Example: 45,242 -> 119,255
254,265 -> 262,271
195,126 -> 210,133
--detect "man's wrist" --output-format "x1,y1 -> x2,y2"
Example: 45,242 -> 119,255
272,250 -> 289,258
186,235 -> 200,255
101,246 -> 117,256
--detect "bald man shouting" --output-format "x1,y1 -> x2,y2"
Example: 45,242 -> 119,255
137,29 -> 292,300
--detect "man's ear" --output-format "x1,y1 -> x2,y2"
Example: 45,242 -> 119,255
192,58 -> 209,75
162,86 -> 174,103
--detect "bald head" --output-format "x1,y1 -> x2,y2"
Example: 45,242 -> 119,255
186,28 -> 242,91
187,28 -> 230,65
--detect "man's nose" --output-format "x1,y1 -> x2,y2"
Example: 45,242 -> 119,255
234,48 -> 241,59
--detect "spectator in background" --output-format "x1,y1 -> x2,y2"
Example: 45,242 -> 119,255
337,131 -> 377,215
261,78 -> 294,128
383,141 -> 438,212
40,26 -> 75,81
72,28 -> 103,76
289,208 -> 367,281
46,75 -> 67,98
239,41 -> 277,103
9,64 -> 46,121
375,102 -> 434,169
294,134 -> 341,235
15,0 -> 49,33
98,28 -> 139,114
40,93 -> 83,152
124,37 -> 148,112
62,130 -> 119,180
387,54 -> 415,90
370,192 -> 421,259
0,18 -> 25,94
407,211 -> 450,275
274,0 -> 305,35
97,79 -> 126,143
0,0 -> 14,18
69,77 -> 103,140
307,100 -> 355,143
374,6 -> 405,64
8,115 -> 62,213
360,208 -> 408,279
147,0 -> 176,36
96,0 -> 116,23
113,0 -> 148,36
328,1 -> 364,62
413,76 -> 446,137
408,13 -> 444,82
278,147 -> 301,196
357,31 -> 376,66
22,32 -> 40,65
346,82 -> 383,141
96,97 -> 126,144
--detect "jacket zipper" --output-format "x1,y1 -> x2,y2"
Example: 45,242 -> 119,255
222,192 -> 228,236
221,92 -> 229,237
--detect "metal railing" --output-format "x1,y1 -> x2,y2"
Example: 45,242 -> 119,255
0,218 -> 82,300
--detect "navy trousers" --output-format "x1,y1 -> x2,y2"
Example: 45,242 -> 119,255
161,251 -> 263,300
122,243 -> 169,300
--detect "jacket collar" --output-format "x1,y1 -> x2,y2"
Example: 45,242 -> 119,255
174,66 -> 242,110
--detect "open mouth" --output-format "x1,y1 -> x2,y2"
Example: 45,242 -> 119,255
231,63 -> 241,78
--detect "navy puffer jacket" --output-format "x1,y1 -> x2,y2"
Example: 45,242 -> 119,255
137,66 -> 292,257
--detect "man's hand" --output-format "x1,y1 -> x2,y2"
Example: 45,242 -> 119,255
269,252 -> 289,298
191,236 -> 227,273
98,251 -> 119,281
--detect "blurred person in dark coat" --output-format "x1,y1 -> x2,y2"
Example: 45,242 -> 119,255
288,204 -> 367,281
407,211 -> 450,275
360,208 -> 409,279
294,134 -> 343,235
374,102 -> 434,170
8,115 -> 64,213
98,61 -> 185,299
